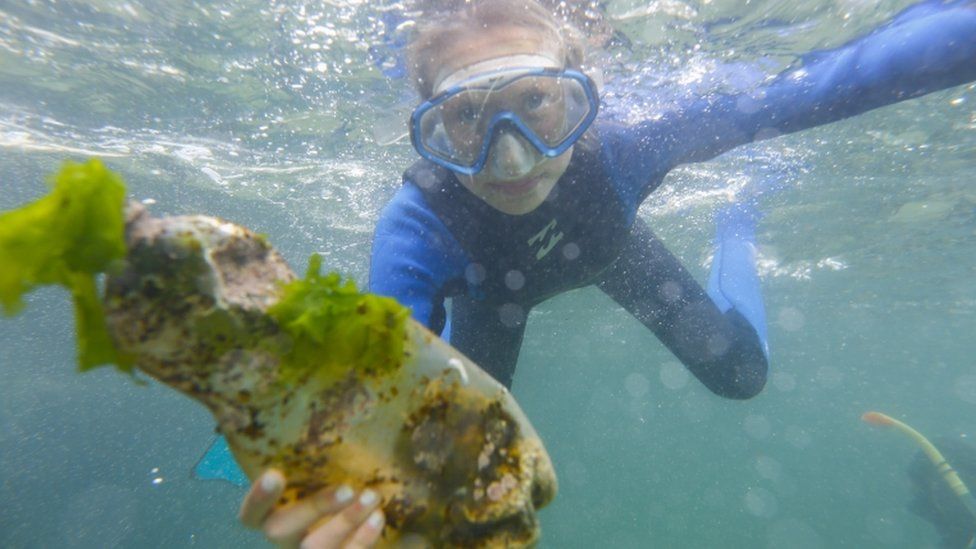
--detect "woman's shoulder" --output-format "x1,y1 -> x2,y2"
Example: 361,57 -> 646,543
378,182 -> 434,227
375,177 -> 457,246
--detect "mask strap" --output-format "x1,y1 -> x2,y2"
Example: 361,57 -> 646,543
433,54 -> 561,94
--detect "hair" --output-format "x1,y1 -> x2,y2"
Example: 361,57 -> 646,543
405,0 -> 589,99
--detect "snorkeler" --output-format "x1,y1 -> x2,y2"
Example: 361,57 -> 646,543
864,412 -> 976,547
908,435 -> 976,548
370,0 -> 773,394
239,1 -> 976,546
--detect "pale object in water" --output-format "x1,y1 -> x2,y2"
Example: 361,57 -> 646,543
103,203 -> 557,547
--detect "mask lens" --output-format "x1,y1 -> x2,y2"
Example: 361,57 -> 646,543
414,70 -> 597,171
529,75 -> 591,146
419,92 -> 490,166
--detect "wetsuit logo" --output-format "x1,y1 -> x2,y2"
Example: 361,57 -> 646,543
527,219 -> 564,260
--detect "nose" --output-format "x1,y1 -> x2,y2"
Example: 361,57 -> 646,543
487,131 -> 537,180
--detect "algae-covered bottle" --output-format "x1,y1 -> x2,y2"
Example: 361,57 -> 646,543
1,160 -> 558,548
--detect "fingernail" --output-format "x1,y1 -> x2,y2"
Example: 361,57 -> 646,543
260,472 -> 282,493
359,489 -> 378,506
367,510 -> 384,530
335,485 -> 354,503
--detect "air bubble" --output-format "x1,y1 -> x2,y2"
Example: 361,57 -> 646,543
562,242 -> 580,260
777,307 -> 805,331
755,455 -> 783,481
659,362 -> 689,390
658,281 -> 682,303
465,263 -> 486,284
771,372 -> 796,392
706,333 -> 731,358
736,94 -> 762,114
743,486 -> 778,518
744,414 -> 772,440
504,270 -> 525,291
624,372 -> 650,398
498,303 -> 525,328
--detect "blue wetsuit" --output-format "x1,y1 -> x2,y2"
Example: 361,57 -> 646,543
194,0 -> 976,491
369,0 -> 976,392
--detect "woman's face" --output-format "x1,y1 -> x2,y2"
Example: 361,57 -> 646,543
429,26 -> 574,215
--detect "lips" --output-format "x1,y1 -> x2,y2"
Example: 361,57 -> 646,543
489,176 -> 540,196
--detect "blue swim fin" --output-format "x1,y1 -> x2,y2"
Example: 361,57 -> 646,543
193,435 -> 249,488
707,201 -> 769,359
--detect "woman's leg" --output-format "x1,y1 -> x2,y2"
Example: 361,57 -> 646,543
596,219 -> 767,399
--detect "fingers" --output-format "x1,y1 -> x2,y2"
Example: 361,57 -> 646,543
340,510 -> 385,549
299,489 -> 384,549
239,469 -> 286,529
239,470 -> 385,549
264,485 -> 357,546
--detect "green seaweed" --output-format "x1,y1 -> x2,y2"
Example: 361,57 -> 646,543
269,254 -> 409,384
0,159 -> 129,371
1,159 -> 409,383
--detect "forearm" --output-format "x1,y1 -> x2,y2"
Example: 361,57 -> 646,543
597,220 -> 768,399
752,0 -> 976,134
657,0 -> 976,168
690,309 -> 769,400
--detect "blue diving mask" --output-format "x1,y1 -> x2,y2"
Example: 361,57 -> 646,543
410,63 -> 600,176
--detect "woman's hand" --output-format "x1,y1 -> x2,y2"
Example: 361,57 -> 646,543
239,469 -> 385,549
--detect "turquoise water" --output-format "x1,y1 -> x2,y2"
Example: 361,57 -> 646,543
1,1 -> 974,547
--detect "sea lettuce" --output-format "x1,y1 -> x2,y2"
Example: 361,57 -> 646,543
0,159 -> 128,370
269,254 -> 409,384
1,159 -> 409,381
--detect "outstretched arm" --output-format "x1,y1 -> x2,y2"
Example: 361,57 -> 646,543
368,183 -> 468,334
597,219 -> 768,400
648,0 -> 976,173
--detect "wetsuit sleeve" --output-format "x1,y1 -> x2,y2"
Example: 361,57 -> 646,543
625,0 -> 976,190
368,183 -> 468,332
597,219 -> 767,399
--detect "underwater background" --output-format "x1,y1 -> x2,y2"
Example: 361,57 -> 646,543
1,0 -> 974,547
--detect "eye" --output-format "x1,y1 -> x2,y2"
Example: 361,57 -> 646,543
457,105 -> 480,124
524,92 -> 547,110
